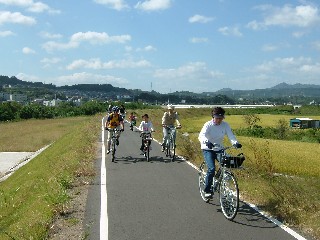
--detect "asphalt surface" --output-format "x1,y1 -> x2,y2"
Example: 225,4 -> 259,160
84,121 -> 307,240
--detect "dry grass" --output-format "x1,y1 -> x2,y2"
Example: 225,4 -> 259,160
0,117 -> 91,152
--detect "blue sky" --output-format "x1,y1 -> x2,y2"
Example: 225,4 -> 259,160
0,0 -> 320,93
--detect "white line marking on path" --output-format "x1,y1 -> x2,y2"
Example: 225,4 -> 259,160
100,118 -> 108,240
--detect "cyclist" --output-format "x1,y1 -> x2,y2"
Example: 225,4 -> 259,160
107,104 -> 113,115
128,112 -> 137,129
105,106 -> 124,154
198,107 -> 242,198
161,104 -> 181,152
119,104 -> 126,119
138,114 -> 155,154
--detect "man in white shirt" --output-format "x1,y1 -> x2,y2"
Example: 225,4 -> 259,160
198,107 -> 242,198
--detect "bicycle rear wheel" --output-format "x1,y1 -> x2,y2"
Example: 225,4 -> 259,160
198,162 -> 210,203
219,170 -> 239,220
165,141 -> 170,158
111,140 -> 116,162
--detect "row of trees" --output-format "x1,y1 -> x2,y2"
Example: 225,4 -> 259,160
0,101 -> 107,122
0,101 -> 159,122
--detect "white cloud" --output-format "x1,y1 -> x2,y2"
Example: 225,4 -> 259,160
66,58 -> 151,70
16,72 -> 40,82
42,31 -> 131,52
218,26 -> 242,37
292,31 -> 306,38
312,41 -> 320,51
22,47 -> 36,54
55,72 -> 128,86
39,31 -> 63,39
0,11 -> 36,25
136,45 -> 157,51
0,0 -> 60,14
41,57 -> 62,68
42,41 -> 79,52
70,31 -> 131,44
246,20 -> 265,30
248,4 -> 320,30
299,63 -> 320,74
189,14 -> 214,23
135,0 -> 171,11
189,37 -> 208,43
153,62 -> 224,93
0,30 -> 14,37
93,0 -> 129,11
154,62 -> 223,81
261,44 -> 278,52
248,57 -> 320,80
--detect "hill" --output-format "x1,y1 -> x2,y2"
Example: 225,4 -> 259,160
1,75 -> 320,104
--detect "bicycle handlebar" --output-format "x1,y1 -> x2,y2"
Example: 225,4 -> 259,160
162,125 -> 181,129
206,143 -> 241,151
106,128 -> 123,132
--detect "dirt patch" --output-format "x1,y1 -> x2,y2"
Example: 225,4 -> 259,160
48,179 -> 90,240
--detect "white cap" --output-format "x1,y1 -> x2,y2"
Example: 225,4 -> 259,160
167,104 -> 174,110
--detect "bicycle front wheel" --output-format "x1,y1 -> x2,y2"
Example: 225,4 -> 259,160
146,147 -> 150,161
111,141 -> 116,162
198,162 -> 210,203
219,170 -> 239,220
165,141 -> 170,158
170,139 -> 175,162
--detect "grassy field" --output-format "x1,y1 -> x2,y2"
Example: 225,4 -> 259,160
131,108 -> 320,240
0,115 -> 101,239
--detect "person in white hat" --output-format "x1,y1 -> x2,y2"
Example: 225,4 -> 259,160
161,104 -> 182,151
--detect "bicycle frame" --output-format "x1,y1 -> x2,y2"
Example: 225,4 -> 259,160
140,131 -> 153,161
108,128 -> 121,162
164,126 -> 176,161
129,118 -> 136,131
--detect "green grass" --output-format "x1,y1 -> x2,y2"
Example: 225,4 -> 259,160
0,115 -> 101,239
130,108 -> 320,239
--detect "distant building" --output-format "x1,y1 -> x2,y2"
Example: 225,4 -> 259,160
0,92 -> 27,102
290,118 -> 320,129
43,99 -> 63,107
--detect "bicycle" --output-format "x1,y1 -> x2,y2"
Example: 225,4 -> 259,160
198,144 -> 245,220
107,128 -> 122,162
163,125 -> 181,162
129,118 -> 136,131
139,131 -> 153,161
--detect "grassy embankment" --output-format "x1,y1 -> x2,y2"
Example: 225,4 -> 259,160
0,115 -> 101,239
130,108 -> 320,240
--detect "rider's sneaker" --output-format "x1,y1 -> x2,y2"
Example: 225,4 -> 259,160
116,139 -> 119,146
140,150 -> 145,155
161,144 -> 165,152
204,192 -> 213,198
106,150 -> 110,154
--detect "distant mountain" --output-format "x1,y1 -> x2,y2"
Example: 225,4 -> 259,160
0,75 -> 131,94
270,82 -> 320,89
1,75 -> 319,104
214,82 -> 320,99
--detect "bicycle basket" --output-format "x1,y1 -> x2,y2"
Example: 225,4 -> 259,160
223,154 -> 245,168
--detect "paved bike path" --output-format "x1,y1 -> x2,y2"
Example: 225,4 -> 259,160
86,121 -> 306,240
